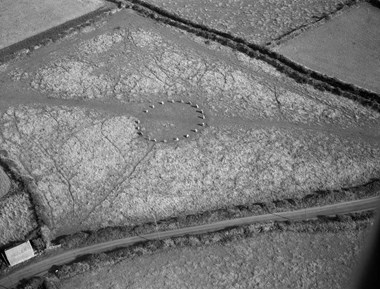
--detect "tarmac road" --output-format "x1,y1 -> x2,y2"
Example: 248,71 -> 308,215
0,196 -> 378,288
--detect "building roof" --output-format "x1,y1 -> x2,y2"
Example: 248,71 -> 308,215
4,241 -> 34,266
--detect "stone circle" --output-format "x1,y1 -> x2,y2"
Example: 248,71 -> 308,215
136,100 -> 207,143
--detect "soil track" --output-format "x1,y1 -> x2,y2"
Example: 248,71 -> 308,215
0,197 -> 378,288
1,8 -> 379,238
1,86 -> 380,147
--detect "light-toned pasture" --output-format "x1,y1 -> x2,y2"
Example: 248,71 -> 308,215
1,10 -> 380,241
276,3 -> 380,94
0,0 -> 104,49
145,0 -> 347,45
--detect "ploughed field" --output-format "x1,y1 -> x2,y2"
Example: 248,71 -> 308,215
0,7 -> 379,244
276,2 -> 380,94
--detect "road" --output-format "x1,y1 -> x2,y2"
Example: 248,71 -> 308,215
0,196 -> 378,288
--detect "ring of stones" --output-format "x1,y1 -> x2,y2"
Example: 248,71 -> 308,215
136,100 -> 207,143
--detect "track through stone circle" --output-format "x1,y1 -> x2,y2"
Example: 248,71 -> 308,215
137,100 -> 207,143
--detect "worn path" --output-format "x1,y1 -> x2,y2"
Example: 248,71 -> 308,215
0,6 -> 379,252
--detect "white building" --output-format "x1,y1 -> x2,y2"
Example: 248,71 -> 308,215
4,241 -> 35,266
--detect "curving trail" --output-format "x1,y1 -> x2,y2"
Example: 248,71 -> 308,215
0,196 -> 379,288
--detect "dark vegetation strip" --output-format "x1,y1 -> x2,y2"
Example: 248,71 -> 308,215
113,0 -> 380,112
0,153 -> 46,255
15,211 -> 374,289
53,178 -> 380,250
0,5 -> 113,65
368,0 -> 380,8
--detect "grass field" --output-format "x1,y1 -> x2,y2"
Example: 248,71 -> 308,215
276,2 -> 380,94
144,0 -> 351,45
8,11 -> 380,128
0,105 -> 147,237
0,192 -> 38,247
0,0 -> 104,49
1,8 -> 379,242
59,222 -> 372,289
0,167 -> 10,198
1,105 -> 379,238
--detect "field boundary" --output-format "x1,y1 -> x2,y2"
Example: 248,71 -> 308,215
1,1 -> 378,110
268,0 -> 360,47
368,0 -> 380,8
112,0 -> 380,112
54,178 -> 380,249
1,1 -> 378,111
0,5 -> 113,65
0,197 -> 378,288
0,154 -> 46,252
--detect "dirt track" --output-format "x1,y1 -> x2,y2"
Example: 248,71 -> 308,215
0,4 -> 380,288
0,5 -> 379,244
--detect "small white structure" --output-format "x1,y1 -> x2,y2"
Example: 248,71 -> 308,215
4,241 -> 34,266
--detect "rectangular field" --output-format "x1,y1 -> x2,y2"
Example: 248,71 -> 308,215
0,0 -> 104,49
59,226 -> 370,289
276,3 -> 380,94
145,0 -> 348,45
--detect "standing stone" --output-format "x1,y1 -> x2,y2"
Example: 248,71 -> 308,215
0,166 -> 11,198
